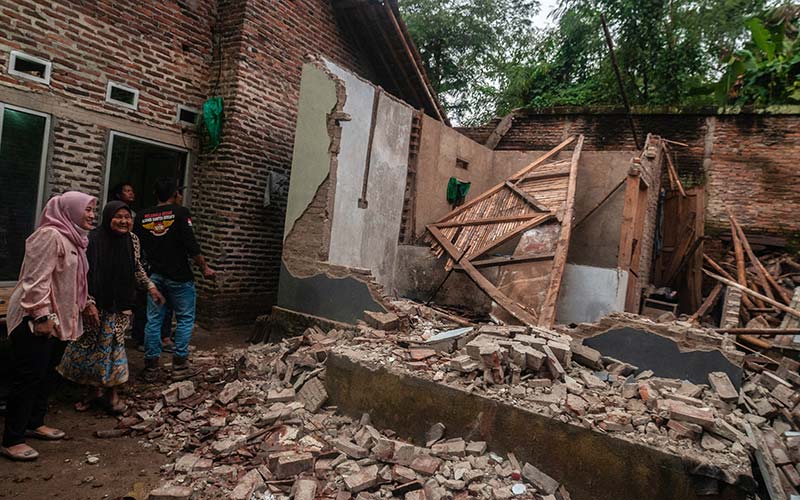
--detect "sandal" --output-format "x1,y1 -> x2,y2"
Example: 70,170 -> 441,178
105,399 -> 129,416
25,426 -> 66,441
1,444 -> 39,462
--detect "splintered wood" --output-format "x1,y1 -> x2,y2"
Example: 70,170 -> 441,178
426,135 -> 584,327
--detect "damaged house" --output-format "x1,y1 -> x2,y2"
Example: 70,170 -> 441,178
3,1 -> 800,500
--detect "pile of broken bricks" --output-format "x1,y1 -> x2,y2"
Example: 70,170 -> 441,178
102,326 -> 573,500
338,320 -> 778,489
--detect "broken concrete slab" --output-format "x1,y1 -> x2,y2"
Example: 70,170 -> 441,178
364,311 -> 401,331
522,462 -> 559,495
583,327 -> 742,389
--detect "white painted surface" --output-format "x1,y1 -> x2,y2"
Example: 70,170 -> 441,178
325,60 -> 412,290
557,264 -> 628,324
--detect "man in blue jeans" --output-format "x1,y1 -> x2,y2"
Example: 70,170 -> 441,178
135,178 -> 215,382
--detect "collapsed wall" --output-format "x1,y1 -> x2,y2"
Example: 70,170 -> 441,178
279,59 -> 415,323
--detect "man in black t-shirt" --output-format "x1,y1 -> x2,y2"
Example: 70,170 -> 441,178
135,177 -> 215,382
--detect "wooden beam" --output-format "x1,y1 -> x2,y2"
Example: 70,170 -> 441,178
462,253 -> 555,269
703,270 -> 800,320
539,135 -> 584,326
617,172 -> 641,270
703,253 -> 757,311
688,283 -> 723,324
664,144 -> 687,197
436,213 -> 537,228
381,3 -> 446,123
432,136 -> 575,224
467,213 -> 555,261
729,210 -> 794,304
504,181 -> 550,212
428,225 -> 538,326
484,110 -> 516,150
515,168 -> 571,184
715,328 -> 800,335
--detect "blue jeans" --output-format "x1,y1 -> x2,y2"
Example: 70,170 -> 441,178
144,274 -> 196,360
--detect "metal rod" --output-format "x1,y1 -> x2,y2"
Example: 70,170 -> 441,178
600,14 -> 641,150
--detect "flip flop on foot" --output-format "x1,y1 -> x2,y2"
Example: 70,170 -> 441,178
1,444 -> 39,461
25,426 -> 66,441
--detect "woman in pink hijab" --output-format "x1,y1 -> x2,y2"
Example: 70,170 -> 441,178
1,191 -> 96,462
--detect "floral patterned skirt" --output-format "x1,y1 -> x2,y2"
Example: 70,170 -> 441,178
58,310 -> 130,388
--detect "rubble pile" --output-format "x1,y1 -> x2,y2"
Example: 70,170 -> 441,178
342,319 -> 760,486
102,327 -> 572,499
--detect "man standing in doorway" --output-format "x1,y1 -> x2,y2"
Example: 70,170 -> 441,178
135,177 -> 215,382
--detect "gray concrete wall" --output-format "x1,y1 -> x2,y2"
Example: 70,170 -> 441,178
556,264 -> 629,324
325,60 -> 413,291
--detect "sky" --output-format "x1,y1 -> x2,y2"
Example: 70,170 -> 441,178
532,0 -> 560,30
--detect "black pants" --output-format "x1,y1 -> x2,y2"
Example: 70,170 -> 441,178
2,321 -> 66,447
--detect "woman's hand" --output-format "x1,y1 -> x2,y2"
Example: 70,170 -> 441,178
149,287 -> 166,305
33,318 -> 55,336
83,304 -> 100,329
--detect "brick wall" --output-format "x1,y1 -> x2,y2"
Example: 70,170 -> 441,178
190,0 -> 369,326
458,107 -> 800,238
1,0 -> 371,327
0,0 -> 215,130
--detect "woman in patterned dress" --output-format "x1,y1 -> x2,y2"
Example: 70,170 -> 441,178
58,200 -> 164,413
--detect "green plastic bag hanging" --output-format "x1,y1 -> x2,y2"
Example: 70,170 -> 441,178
203,96 -> 223,151
446,177 -> 471,207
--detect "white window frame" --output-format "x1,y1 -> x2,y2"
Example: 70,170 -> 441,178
103,131 -> 192,208
105,81 -> 139,110
7,51 -> 52,85
0,103 -> 51,286
176,104 -> 200,126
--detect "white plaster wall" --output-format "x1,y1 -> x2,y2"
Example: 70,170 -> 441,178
557,264 -> 628,324
325,60 -> 413,290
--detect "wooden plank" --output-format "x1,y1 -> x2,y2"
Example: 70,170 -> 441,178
436,213 -> 537,228
464,253 -> 555,269
484,110 -> 516,150
715,328 -> 800,335
703,253 -> 757,310
428,225 -> 538,326
748,425 -> 787,500
617,172 -> 641,270
688,283 -> 723,324
432,136 -> 575,224
467,213 -> 555,261
703,270 -> 800,320
729,210 -> 794,305
664,146 -> 687,197
504,181 -> 549,212
662,215 -> 696,285
514,168 -> 571,184
539,135 -> 584,326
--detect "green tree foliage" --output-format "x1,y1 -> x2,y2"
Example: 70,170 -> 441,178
717,5 -> 800,105
497,0 -> 771,115
399,0 -> 539,124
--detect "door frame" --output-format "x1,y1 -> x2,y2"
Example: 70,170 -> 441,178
103,130 -> 192,208
0,102 -> 51,287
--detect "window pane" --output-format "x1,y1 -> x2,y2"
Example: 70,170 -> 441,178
108,135 -> 187,211
0,108 -> 47,281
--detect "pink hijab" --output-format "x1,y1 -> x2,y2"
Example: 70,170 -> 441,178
38,191 -> 95,309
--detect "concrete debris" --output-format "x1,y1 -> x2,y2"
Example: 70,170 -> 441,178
364,310 -> 401,331
521,462 -> 560,494
148,485 -> 193,500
